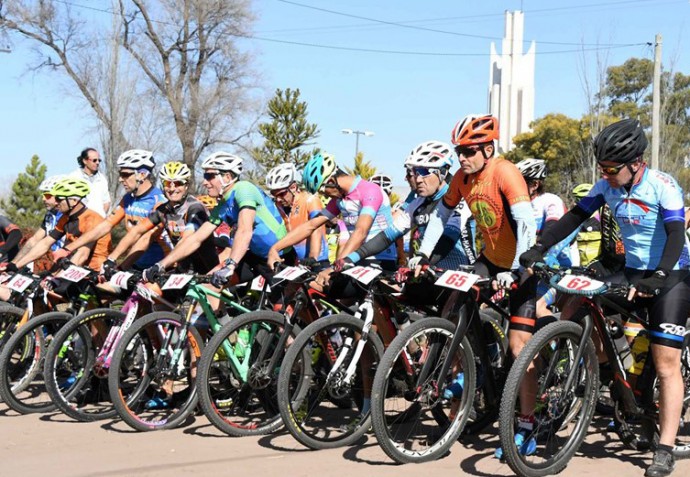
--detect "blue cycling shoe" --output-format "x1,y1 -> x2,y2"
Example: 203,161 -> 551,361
144,396 -> 170,410
494,430 -> 537,460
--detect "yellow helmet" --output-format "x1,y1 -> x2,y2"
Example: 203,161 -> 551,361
159,161 -> 192,182
196,195 -> 218,210
51,178 -> 91,199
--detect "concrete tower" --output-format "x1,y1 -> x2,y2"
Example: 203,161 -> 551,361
489,11 -> 535,153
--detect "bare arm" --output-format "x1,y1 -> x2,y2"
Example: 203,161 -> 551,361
158,222 -> 216,269
337,214 -> 374,259
63,220 -> 113,253
14,229 -> 46,262
271,215 -> 329,254
308,226 -> 324,259
14,235 -> 57,268
119,228 -> 156,270
108,222 -> 152,261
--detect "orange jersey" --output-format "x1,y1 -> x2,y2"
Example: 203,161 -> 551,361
279,191 -> 328,261
443,157 -> 531,269
51,207 -> 112,270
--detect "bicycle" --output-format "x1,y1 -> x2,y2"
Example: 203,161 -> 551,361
196,263 -> 353,437
497,265 -> 690,477
107,271 -> 267,431
369,266 -> 511,463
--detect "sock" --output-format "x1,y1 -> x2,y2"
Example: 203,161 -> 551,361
361,398 -> 371,415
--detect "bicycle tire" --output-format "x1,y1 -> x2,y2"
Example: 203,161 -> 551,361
43,308 -> 126,422
370,316 -> 476,463
108,311 -> 203,431
0,304 -> 28,355
197,310 -> 303,436
498,320 -> 599,477
277,313 -> 384,450
0,312 -> 72,413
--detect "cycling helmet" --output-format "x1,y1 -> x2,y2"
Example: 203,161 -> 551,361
516,158 -> 547,181
302,153 -> 337,194
404,141 -> 455,169
200,151 -> 243,176
159,161 -> 192,182
593,118 -> 648,164
370,174 -> 393,195
50,178 -> 91,199
572,183 -> 593,199
40,175 -> 67,193
196,195 -> 218,209
451,114 -> 500,146
117,149 -> 155,171
266,163 -> 298,190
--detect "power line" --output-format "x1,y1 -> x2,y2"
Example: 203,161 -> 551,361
50,0 -> 647,58
273,0 -> 663,46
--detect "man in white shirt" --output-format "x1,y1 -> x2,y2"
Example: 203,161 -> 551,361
70,147 -> 111,217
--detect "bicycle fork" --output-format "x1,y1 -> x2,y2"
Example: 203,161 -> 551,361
327,299 -> 374,387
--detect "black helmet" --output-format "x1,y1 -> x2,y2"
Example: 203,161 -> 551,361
593,118 -> 648,164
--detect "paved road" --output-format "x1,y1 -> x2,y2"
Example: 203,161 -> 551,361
1,409 -> 688,477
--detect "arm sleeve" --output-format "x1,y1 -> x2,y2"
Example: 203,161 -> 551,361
538,205 -> 592,252
319,198 -> 339,221
509,200 -> 537,269
417,201 -> 455,258
656,174 -> 687,271
656,221 -> 687,272
347,232 -> 395,263
0,229 -> 21,253
429,209 -> 463,265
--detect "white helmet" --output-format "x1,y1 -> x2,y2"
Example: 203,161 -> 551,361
266,163 -> 298,190
201,151 -> 243,176
516,158 -> 547,181
370,174 -> 393,195
117,149 -> 155,171
405,141 -> 455,169
40,174 -> 67,192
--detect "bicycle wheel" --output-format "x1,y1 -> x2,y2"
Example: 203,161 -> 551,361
278,313 -> 384,450
108,311 -> 203,431
43,308 -> 126,421
0,304 -> 27,354
498,320 -> 599,477
0,312 -> 72,413
370,317 -> 477,463
198,310 -> 304,436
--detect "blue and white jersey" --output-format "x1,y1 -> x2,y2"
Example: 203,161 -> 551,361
531,193 -> 577,268
42,210 -> 64,251
578,166 -> 690,270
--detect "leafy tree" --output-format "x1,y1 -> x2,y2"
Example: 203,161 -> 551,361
346,152 -> 377,179
251,88 -> 319,178
0,155 -> 46,229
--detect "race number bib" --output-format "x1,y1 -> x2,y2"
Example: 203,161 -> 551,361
434,270 -> 481,292
273,266 -> 308,282
109,271 -> 134,289
162,274 -> 193,290
58,265 -> 91,283
342,266 -> 382,285
556,274 -> 605,292
7,274 -> 33,293
251,275 -> 271,292
135,283 -> 157,302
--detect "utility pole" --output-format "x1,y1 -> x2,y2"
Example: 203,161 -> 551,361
651,34 -> 662,170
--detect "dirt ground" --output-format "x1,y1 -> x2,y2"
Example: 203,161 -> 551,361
1,410 -> 688,477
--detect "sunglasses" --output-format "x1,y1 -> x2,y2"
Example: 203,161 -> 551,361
55,196 -> 69,203
119,171 -> 135,179
203,171 -> 221,181
455,145 -> 482,157
88,158 -> 101,163
319,177 -> 338,193
598,163 -> 627,176
163,180 -> 188,188
42,193 -> 54,199
270,188 -> 291,198
410,166 -> 436,178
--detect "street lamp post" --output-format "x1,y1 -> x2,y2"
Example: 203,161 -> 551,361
341,129 -> 374,158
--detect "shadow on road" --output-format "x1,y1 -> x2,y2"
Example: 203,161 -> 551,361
341,437 -> 398,466
256,430 -> 313,452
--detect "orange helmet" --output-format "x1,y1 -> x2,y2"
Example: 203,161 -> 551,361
197,195 -> 218,210
451,114 -> 499,146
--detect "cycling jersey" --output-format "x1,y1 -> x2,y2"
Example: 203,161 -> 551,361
279,191 -> 328,261
0,215 -> 21,261
107,185 -> 170,269
423,158 -> 534,269
144,195 -> 218,274
385,184 -> 476,268
321,177 -> 396,262
578,166 -> 690,270
42,210 -> 65,251
50,207 -> 111,270
531,193 -> 576,267
209,181 -> 287,259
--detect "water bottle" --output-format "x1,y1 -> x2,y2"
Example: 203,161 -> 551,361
236,328 -> 250,359
443,372 -> 464,400
627,330 -> 650,376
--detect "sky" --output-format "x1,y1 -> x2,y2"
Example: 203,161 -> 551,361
1,0 -> 689,192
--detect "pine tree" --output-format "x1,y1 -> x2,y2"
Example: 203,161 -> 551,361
1,155 -> 47,229
251,88 -> 320,179
346,152 -> 377,179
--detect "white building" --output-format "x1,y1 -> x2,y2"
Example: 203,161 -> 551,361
489,11 -> 535,153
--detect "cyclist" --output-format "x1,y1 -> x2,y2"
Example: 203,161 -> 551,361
267,153 -> 397,276
11,175 -> 67,269
197,194 -> 233,261
102,162 -> 219,277
346,140 -> 476,278
142,152 -> 290,287
520,118 -> 690,477
0,215 -> 22,264
370,172 -> 408,266
53,149 -> 168,270
265,162 -> 328,266
407,115 -> 537,457
0,178 -> 111,301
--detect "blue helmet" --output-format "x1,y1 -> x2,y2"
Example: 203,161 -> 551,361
302,153 -> 337,194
